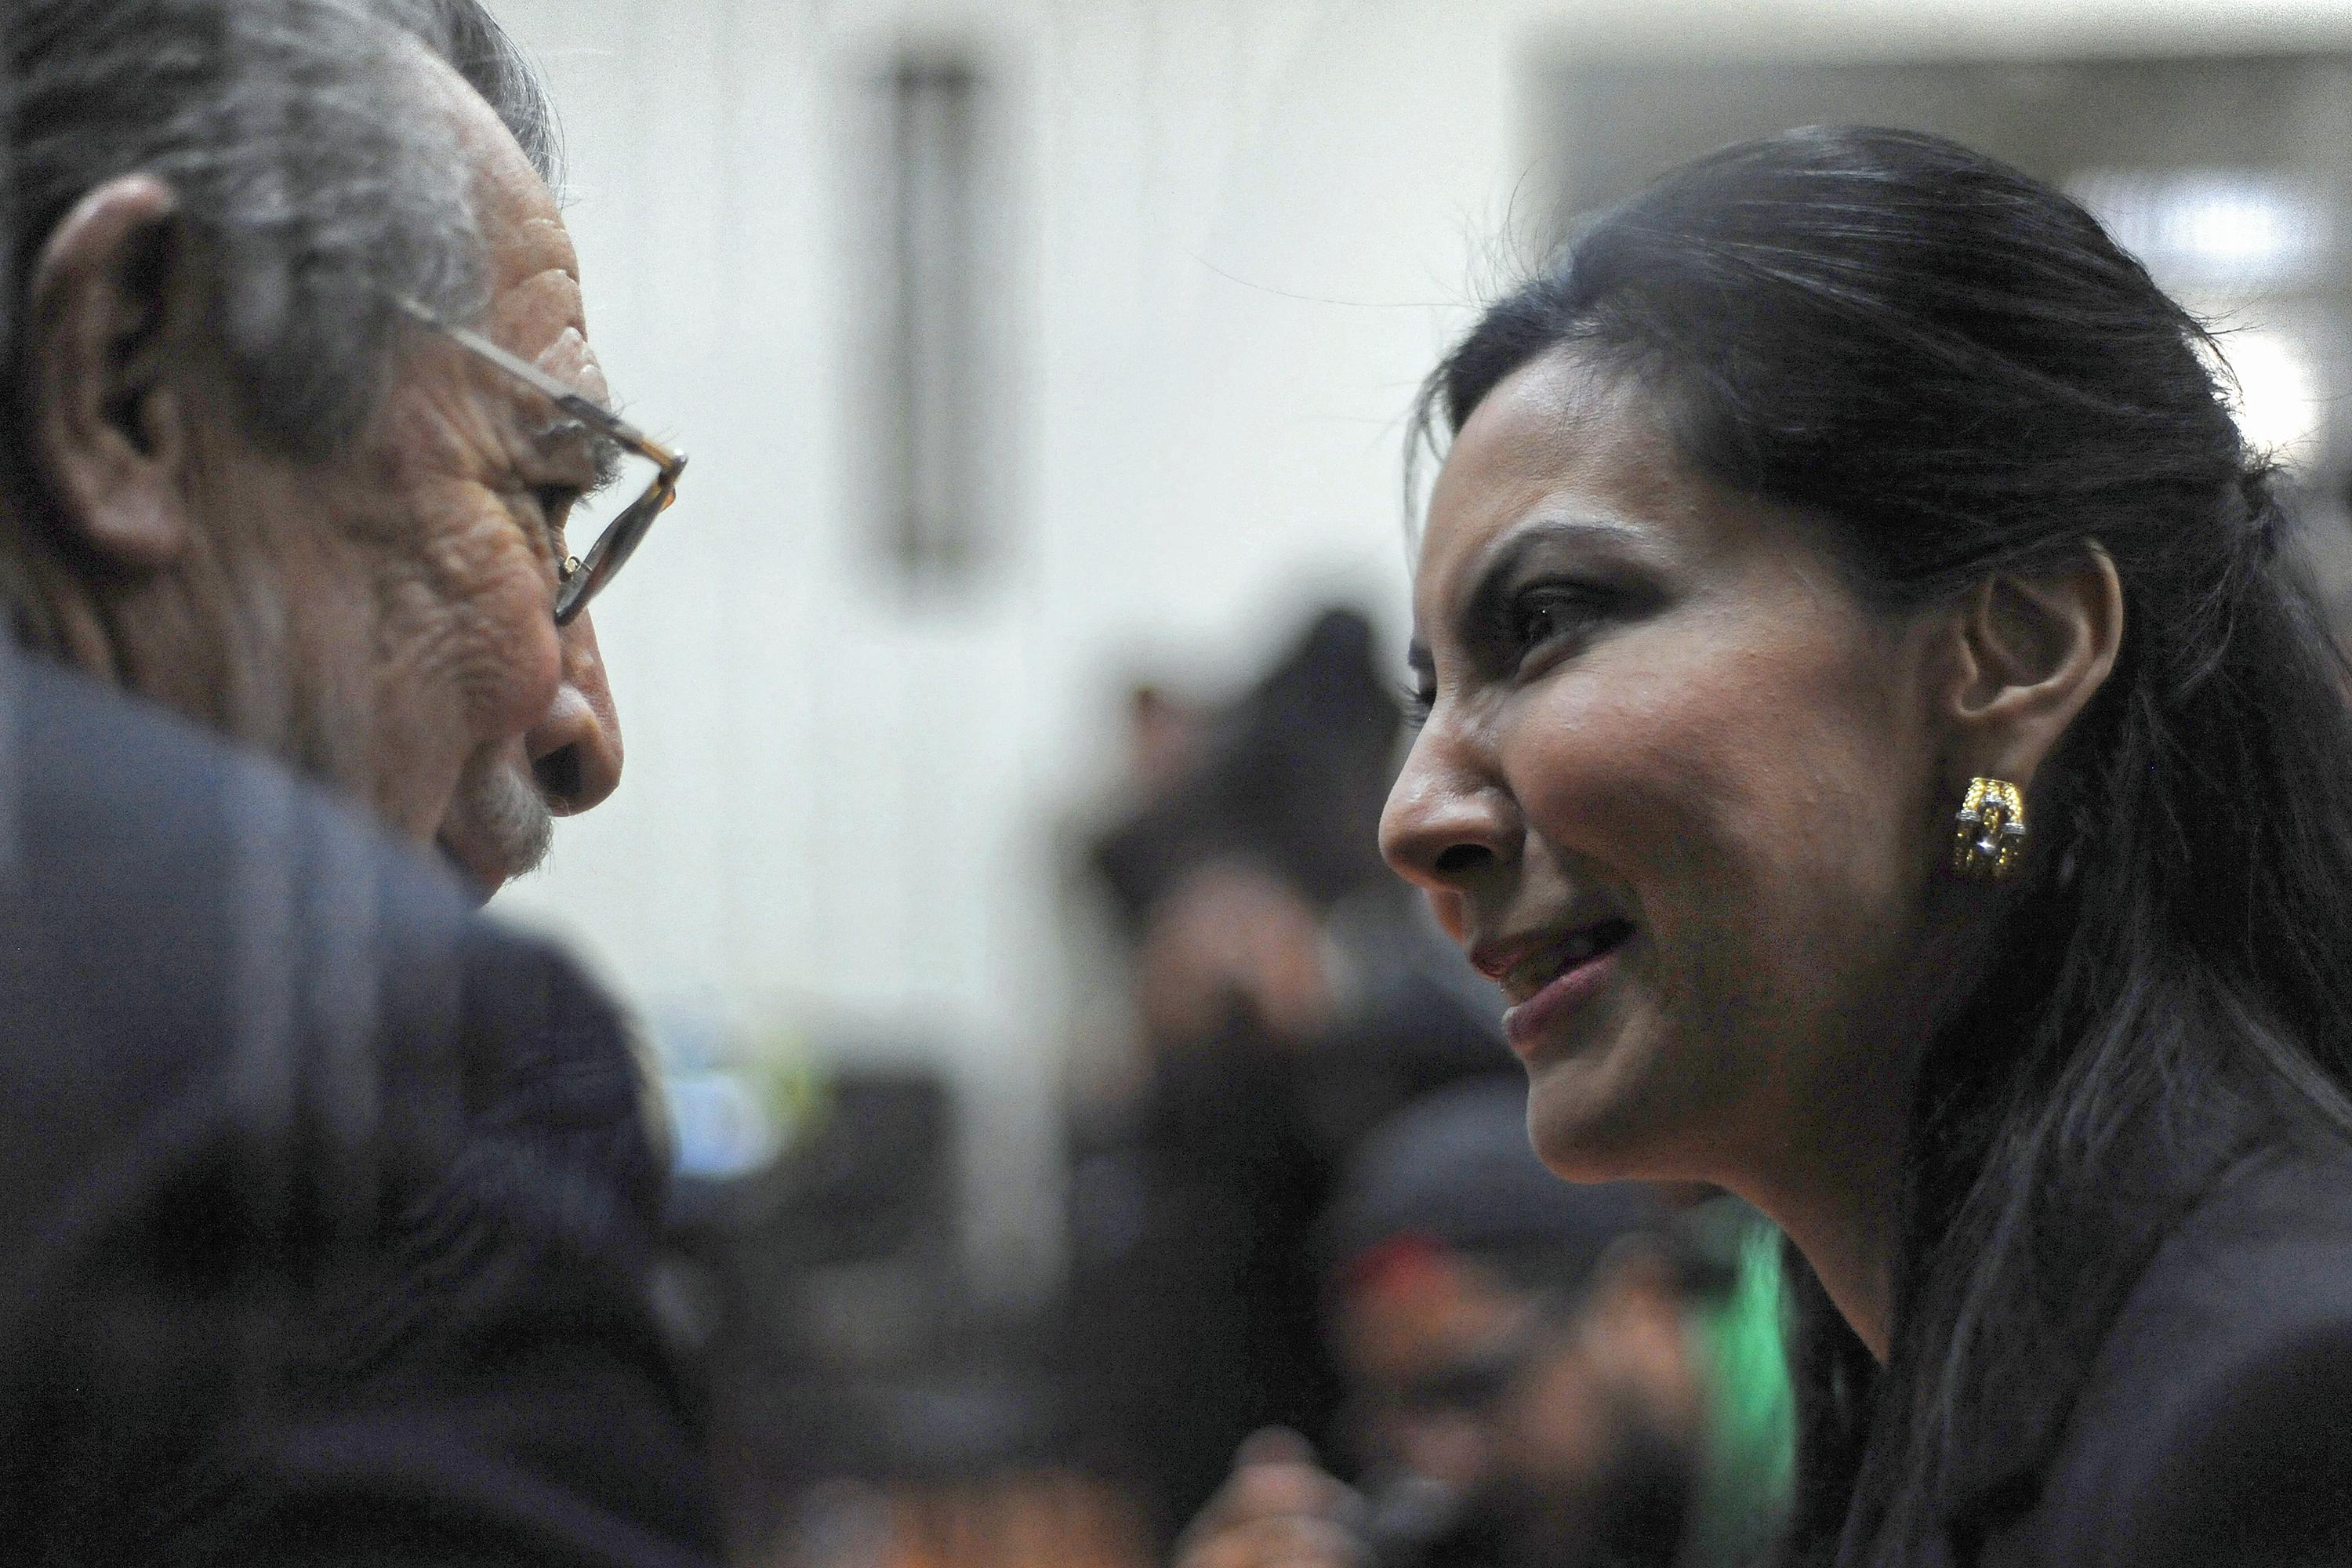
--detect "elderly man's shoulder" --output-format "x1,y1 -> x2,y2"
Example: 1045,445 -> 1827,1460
0,641 -> 647,1161
0,647 -> 715,1565
6,633 -> 477,931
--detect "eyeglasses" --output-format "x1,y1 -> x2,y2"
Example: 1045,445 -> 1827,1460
394,297 -> 686,626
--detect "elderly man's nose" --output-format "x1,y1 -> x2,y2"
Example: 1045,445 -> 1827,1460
528,615 -> 623,815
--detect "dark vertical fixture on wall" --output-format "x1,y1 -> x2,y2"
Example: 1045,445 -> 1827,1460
882,56 -> 985,585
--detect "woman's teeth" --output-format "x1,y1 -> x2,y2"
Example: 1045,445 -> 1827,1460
1504,920 -> 1632,997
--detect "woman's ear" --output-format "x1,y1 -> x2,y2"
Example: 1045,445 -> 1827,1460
1943,546 -> 2124,789
24,174 -> 203,572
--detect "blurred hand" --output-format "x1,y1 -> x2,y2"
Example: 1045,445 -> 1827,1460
1136,863 -> 1334,1051
1173,1429 -> 1368,1568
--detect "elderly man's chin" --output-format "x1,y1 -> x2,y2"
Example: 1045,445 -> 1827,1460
436,753 -> 555,902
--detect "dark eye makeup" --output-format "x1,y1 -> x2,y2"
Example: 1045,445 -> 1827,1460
1491,578 -> 1624,667
1405,516 -> 1668,724
1403,644 -> 1438,727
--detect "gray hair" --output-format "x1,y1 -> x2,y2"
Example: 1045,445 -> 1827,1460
0,0 -> 558,463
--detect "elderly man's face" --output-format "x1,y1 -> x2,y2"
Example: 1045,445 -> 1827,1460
328,53 -> 627,892
40,49 -> 630,897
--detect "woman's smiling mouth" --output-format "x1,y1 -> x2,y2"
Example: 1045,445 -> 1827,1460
1472,919 -> 1637,1054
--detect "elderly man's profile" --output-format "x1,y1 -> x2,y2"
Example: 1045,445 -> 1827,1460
0,0 -> 718,1560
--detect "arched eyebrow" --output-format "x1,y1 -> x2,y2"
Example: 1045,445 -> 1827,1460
1468,515 -> 1648,597
1460,514 -> 1653,625
1410,521 -> 1630,676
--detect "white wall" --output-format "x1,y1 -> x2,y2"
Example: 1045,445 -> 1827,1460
488,0 -> 2352,1298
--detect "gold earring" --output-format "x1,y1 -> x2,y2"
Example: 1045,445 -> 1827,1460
1952,777 -> 2027,882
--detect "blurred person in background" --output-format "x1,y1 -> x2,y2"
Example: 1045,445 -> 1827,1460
0,0 -> 714,1559
1175,1080 -> 1789,1568
1065,608 -> 1516,1546
1383,124 -> 2352,1566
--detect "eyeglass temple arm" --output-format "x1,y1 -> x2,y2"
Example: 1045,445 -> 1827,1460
389,296 -> 684,477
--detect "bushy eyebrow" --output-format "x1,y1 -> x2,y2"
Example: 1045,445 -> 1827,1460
532,414 -> 628,495
396,299 -> 641,496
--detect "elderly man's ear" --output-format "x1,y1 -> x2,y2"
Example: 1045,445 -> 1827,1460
24,174 -> 207,572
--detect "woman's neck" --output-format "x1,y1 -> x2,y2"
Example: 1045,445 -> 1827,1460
1742,900 -> 2008,1363
1764,1142 -> 1904,1362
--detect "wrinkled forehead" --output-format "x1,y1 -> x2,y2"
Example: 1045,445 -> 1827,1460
400,34 -> 606,405
400,34 -> 585,324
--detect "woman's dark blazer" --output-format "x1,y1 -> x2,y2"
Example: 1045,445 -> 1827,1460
1970,1137 -> 2352,1566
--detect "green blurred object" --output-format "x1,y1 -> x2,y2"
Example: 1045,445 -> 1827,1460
1678,1202 -> 1795,1568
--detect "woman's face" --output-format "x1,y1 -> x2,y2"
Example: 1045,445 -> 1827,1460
1381,351 -> 1955,1188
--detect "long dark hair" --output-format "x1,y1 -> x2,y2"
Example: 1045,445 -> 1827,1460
1413,125 -> 2352,1564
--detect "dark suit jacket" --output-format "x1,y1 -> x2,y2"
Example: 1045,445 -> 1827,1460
0,645 -> 721,1565
1973,1134 -> 2352,1567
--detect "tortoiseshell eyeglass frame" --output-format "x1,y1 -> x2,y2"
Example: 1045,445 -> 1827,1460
394,296 -> 686,626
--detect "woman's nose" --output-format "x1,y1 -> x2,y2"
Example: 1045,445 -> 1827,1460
1379,728 -> 1515,896
526,612 -> 624,815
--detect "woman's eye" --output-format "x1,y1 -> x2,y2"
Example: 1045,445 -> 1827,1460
1402,677 -> 1437,728
1508,583 -> 1610,658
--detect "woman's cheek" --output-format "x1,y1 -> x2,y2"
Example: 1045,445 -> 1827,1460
1501,680 -> 1662,859
1507,683 -> 1736,906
